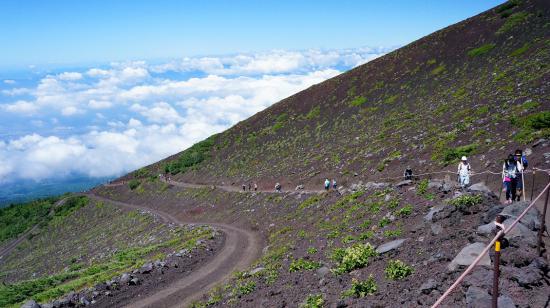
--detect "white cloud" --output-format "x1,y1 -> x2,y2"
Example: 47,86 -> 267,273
58,72 -> 83,81
3,79 -> 15,84
1,100 -> 39,114
61,106 -> 83,116
88,99 -> 112,109
0,46 -> 394,183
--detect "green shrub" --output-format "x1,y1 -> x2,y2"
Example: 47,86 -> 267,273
299,195 -> 323,210
448,194 -> 483,208
53,196 -> 88,219
431,64 -> 446,75
510,43 -> 530,56
300,294 -> 324,308
0,198 -> 56,243
441,144 -> 477,165
236,281 -> 256,295
307,247 -> 318,254
417,179 -> 429,195
496,0 -> 519,14
467,43 -> 496,57
378,217 -> 390,228
359,231 -> 374,240
349,96 -> 367,107
306,106 -> 321,119
334,243 -> 378,274
165,135 -> 217,175
342,276 -> 377,298
512,111 -> 550,143
128,179 -> 141,190
497,11 -> 530,34
383,229 -> 402,238
394,205 -> 413,217
289,258 -> 322,272
385,260 -> 414,280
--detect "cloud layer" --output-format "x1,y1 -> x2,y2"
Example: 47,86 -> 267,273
0,47 -> 392,182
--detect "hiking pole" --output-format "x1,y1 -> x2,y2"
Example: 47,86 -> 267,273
537,174 -> 550,256
522,170 -> 526,201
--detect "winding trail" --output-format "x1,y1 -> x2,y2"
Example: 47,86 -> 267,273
0,198 -> 66,261
88,193 -> 262,308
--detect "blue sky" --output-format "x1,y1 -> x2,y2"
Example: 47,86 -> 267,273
0,0 -> 505,68
0,0 -> 507,185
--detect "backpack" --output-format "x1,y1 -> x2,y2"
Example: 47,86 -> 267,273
505,162 -> 518,179
521,156 -> 528,169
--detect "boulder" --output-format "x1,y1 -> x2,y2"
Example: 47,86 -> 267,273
364,182 -> 390,190
249,267 -> 265,275
431,223 -> 443,235
41,304 -> 53,308
120,273 -> 131,284
419,279 -> 439,294
502,266 -> 543,287
502,219 -> 537,247
501,201 -> 540,230
129,277 -> 140,285
476,222 -> 495,236
465,286 -> 491,308
316,266 -> 330,278
295,185 -> 304,190
79,296 -> 90,306
396,180 -> 412,187
21,300 -> 40,308
481,205 -> 504,224
376,239 -> 407,254
447,242 -> 491,271
468,182 -> 495,196
498,295 -> 516,308
140,263 -> 153,274
424,204 -> 446,222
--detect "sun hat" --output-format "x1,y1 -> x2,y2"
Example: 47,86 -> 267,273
461,156 -> 467,161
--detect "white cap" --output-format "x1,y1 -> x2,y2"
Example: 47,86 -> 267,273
461,156 -> 467,161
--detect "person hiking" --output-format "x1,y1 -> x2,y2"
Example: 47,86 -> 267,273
457,156 -> 471,188
248,183 -> 252,191
324,178 -> 330,191
242,184 -> 246,191
332,179 -> 337,189
502,154 -> 520,204
275,182 -> 282,193
404,167 -> 413,181
514,149 -> 528,201
254,183 -> 258,191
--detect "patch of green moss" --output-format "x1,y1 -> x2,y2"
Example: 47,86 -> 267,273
467,43 -> 496,57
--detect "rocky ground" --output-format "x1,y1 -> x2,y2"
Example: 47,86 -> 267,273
92,177 -> 550,307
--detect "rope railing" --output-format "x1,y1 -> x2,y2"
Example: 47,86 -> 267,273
430,180 -> 550,307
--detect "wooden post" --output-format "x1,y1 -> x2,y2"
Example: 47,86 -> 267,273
537,174 -> 550,257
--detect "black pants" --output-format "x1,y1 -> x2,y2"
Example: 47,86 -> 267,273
505,178 -> 518,201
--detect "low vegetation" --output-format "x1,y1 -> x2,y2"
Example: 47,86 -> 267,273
0,198 -> 57,243
448,194 -> 483,208
384,259 -> 414,280
467,43 -> 496,57
164,135 -> 217,175
333,243 -> 377,274
342,276 -> 377,298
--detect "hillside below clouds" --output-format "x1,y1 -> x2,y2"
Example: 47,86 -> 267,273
138,0 -> 550,188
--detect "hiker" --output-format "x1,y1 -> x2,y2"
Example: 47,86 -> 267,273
502,154 -> 520,204
324,178 -> 330,191
332,179 -> 337,189
275,182 -> 282,193
242,184 -> 246,191
404,167 -> 413,181
514,149 -> 528,201
254,183 -> 258,191
457,156 -> 471,188
248,183 -> 252,191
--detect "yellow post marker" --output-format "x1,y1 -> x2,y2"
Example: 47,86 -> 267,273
492,240 -> 501,308
495,241 -> 500,252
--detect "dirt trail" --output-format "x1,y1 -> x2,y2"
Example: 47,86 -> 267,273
106,178 -> 325,195
88,193 -> 262,308
0,198 -> 66,261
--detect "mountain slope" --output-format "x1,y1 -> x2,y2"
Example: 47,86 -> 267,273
138,0 -> 549,189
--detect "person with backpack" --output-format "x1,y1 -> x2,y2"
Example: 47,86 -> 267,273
324,178 -> 330,191
275,182 -> 282,193
502,154 -> 520,204
254,183 -> 258,191
514,149 -> 528,201
332,179 -> 337,189
404,167 -> 413,181
457,156 -> 471,188
242,184 -> 246,191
